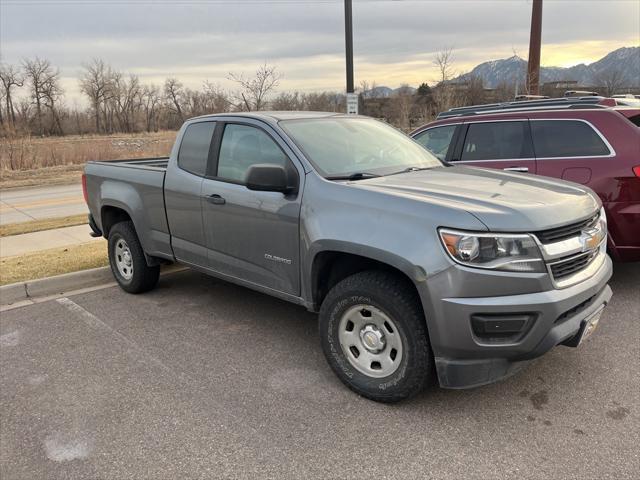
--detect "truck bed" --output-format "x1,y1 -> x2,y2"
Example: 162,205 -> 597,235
90,157 -> 169,171
84,156 -> 172,260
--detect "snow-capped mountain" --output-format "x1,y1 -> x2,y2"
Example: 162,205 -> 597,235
454,46 -> 639,88
362,86 -> 416,98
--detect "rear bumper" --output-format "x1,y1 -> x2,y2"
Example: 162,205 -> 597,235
605,201 -> 640,262
88,214 -> 102,238
424,254 -> 613,389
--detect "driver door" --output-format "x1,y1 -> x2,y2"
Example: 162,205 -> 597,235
201,121 -> 303,295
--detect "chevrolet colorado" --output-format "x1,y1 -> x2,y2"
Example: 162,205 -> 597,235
84,112 -> 612,402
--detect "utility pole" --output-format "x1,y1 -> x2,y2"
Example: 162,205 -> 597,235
344,0 -> 358,114
526,0 -> 543,95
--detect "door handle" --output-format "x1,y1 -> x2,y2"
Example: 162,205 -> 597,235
205,194 -> 226,205
503,167 -> 528,173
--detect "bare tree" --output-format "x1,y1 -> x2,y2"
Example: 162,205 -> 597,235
142,84 -> 161,132
227,63 -> 282,111
79,59 -> 114,133
304,92 -> 342,112
432,48 -> 459,112
164,77 -> 185,123
434,48 -> 455,85
111,72 -> 142,132
0,87 -> 4,126
41,68 -> 65,135
202,81 -> 230,113
397,85 -> 416,130
271,91 -> 302,110
0,63 -> 24,126
596,69 -> 626,97
465,74 -> 486,105
22,57 -> 62,135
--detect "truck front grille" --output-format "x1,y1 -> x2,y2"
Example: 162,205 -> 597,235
549,249 -> 598,280
534,214 -> 599,244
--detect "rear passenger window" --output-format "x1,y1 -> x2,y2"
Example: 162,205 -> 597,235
178,122 -> 216,176
217,124 -> 289,183
413,125 -> 456,161
531,120 -> 610,158
461,121 -> 532,161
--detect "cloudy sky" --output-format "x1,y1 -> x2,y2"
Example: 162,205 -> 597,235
1,0 -> 638,102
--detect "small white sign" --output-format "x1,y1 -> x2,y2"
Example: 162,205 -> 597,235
346,93 -> 359,115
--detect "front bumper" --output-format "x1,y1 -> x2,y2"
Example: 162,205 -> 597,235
421,253 -> 613,389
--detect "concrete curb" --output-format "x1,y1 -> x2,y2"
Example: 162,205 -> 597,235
1,265 -> 185,307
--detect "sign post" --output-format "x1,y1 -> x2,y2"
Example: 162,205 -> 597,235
344,0 -> 357,115
346,92 -> 358,115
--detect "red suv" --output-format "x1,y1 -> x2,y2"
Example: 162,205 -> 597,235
411,97 -> 640,261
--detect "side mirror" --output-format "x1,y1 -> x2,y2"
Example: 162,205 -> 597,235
246,164 -> 296,194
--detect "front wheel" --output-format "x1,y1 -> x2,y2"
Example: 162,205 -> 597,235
319,271 -> 433,403
108,221 -> 160,294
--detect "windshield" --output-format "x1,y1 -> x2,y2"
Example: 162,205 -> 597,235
280,117 -> 442,178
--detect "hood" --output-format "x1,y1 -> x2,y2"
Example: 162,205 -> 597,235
352,166 -> 600,231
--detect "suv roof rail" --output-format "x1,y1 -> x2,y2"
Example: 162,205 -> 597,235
436,96 -> 610,119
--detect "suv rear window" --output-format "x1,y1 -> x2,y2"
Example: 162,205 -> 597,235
461,121 -> 532,161
627,115 -> 640,127
531,120 -> 610,158
413,125 -> 456,161
178,121 -> 216,176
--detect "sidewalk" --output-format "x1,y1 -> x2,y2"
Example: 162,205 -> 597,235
0,184 -> 86,225
0,224 -> 102,258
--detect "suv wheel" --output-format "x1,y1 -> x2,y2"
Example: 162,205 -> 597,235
108,221 -> 160,294
319,271 -> 433,403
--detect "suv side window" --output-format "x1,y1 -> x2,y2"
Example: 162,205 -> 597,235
177,122 -> 216,176
531,120 -> 611,158
413,125 -> 456,161
217,124 -> 289,183
461,121 -> 533,161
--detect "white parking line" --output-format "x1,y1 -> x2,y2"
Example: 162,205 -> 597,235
56,297 -> 175,375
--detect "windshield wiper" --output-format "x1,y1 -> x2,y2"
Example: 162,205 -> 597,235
326,172 -> 382,181
387,166 -> 433,176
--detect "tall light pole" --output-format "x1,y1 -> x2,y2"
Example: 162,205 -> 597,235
344,0 -> 358,114
526,0 -> 543,95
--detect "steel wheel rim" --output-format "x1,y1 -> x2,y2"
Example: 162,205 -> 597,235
114,238 -> 134,280
338,304 -> 403,378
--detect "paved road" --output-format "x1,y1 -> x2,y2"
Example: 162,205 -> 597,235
0,184 -> 86,225
1,264 -> 638,479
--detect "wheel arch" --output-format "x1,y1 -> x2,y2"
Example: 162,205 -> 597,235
101,203 -> 162,267
100,203 -> 133,238
307,242 -> 428,313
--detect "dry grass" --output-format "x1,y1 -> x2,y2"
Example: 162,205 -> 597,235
0,131 -> 176,188
0,164 -> 85,189
0,214 -> 88,237
0,241 -> 108,286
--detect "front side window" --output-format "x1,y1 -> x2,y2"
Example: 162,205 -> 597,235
280,117 -> 441,177
217,124 -> 289,183
413,125 -> 456,161
531,120 -> 611,158
461,121 -> 533,161
177,122 -> 216,176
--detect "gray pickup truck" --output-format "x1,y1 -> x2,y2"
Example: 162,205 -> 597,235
84,112 -> 612,402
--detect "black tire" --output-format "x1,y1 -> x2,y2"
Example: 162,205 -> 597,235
319,270 -> 433,403
108,220 -> 160,294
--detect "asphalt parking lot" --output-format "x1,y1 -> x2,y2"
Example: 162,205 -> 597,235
1,263 -> 638,480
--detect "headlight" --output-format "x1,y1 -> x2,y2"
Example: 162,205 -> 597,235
598,206 -> 607,252
599,206 -> 607,235
439,229 -> 545,273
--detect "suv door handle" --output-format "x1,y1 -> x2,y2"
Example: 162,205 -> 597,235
503,167 -> 528,173
204,194 -> 226,205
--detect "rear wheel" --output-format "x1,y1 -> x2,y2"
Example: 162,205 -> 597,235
108,221 -> 159,293
319,270 -> 433,403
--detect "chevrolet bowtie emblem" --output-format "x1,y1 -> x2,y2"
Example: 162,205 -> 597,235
580,227 -> 601,252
